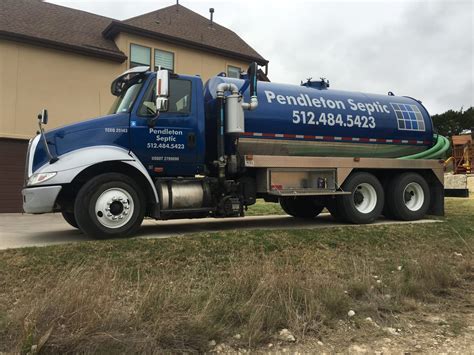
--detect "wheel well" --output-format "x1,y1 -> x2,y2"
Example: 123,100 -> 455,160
350,168 -> 437,185
56,161 -> 156,213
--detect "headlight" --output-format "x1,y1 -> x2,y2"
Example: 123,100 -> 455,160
28,172 -> 57,186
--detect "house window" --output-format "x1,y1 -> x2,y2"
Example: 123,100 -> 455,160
154,49 -> 174,71
227,65 -> 241,78
130,44 -> 151,68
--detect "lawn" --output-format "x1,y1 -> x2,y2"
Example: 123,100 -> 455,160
245,198 -> 285,216
0,198 -> 472,353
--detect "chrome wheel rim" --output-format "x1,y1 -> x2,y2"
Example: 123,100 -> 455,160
403,182 -> 424,211
94,188 -> 134,229
353,183 -> 377,214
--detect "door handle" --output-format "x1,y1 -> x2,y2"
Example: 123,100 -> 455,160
187,132 -> 196,148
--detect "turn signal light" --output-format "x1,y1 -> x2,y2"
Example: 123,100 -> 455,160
27,172 -> 57,186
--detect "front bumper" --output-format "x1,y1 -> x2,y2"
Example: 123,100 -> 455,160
22,186 -> 62,214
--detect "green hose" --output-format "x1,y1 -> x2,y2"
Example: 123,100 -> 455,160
398,134 -> 450,160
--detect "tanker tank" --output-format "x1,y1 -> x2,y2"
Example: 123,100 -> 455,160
204,76 -> 440,159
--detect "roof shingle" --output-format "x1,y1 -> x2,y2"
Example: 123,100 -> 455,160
0,1 -> 267,65
0,0 -> 125,61
116,4 -> 267,64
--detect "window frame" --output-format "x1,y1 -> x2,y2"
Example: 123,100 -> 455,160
154,48 -> 175,72
227,65 -> 241,79
129,43 -> 152,68
137,77 -> 193,117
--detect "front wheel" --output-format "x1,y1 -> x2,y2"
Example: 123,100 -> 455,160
74,173 -> 145,239
336,172 -> 384,224
61,211 -> 78,229
280,197 -> 324,218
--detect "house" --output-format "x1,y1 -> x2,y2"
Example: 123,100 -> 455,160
0,0 -> 268,212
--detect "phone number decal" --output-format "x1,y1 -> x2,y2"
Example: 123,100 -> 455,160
292,110 -> 376,129
147,143 -> 185,150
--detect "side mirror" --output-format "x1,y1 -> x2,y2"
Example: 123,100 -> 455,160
247,62 -> 258,97
37,109 -> 48,125
148,69 -> 170,128
156,97 -> 169,112
156,68 -> 170,97
155,68 -> 170,115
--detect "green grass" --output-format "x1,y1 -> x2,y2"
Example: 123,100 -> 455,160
0,198 -> 472,353
245,198 -> 285,216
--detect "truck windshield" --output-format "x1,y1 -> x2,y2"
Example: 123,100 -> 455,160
109,75 -> 145,114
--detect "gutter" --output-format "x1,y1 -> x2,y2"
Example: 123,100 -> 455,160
0,31 -> 127,63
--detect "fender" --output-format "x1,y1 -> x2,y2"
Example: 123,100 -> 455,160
31,145 -> 159,203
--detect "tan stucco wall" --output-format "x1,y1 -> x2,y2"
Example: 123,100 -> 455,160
0,40 -> 126,139
115,33 -> 251,82
0,35 -> 252,140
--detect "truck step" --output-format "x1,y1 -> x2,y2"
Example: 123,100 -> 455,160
268,189 -> 351,196
160,207 -> 216,215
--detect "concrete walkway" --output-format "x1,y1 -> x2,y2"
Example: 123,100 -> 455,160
0,213 -> 442,250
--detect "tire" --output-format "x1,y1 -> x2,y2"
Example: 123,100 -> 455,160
386,172 -> 430,221
382,176 -> 396,220
74,173 -> 146,239
336,172 -> 384,224
61,211 -> 79,229
325,196 -> 347,222
280,197 -> 324,218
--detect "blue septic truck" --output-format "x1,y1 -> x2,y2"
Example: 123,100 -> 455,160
22,64 -> 448,238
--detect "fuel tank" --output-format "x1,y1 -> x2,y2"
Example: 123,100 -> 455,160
204,76 -> 435,158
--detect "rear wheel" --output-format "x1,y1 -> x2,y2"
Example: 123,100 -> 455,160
74,173 -> 145,239
382,176 -> 397,219
61,211 -> 78,229
336,172 -> 384,224
280,197 -> 324,218
325,197 -> 347,222
386,172 -> 430,221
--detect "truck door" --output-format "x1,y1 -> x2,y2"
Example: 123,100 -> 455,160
129,76 -> 199,176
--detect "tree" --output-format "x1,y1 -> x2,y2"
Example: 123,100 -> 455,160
431,107 -> 474,137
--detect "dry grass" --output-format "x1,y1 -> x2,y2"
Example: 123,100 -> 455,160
398,255 -> 460,299
1,254 -> 464,353
0,198 -> 472,353
5,256 -> 351,353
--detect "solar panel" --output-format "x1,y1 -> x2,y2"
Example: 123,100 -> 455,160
390,103 -> 426,132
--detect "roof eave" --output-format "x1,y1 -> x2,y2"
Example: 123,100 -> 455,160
0,30 -> 127,63
103,21 -> 268,66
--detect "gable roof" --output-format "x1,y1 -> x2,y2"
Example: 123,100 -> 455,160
0,1 -> 267,66
103,4 -> 268,65
0,0 -> 126,62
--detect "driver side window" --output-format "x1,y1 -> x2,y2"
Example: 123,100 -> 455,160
138,78 -> 192,116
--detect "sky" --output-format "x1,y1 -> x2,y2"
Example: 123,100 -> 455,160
48,0 -> 473,115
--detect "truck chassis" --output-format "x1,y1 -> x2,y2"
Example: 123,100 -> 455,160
246,155 -> 444,218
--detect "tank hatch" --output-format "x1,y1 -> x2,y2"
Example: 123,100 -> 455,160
301,77 -> 330,90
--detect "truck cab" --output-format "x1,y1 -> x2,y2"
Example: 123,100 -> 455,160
23,65 -> 260,238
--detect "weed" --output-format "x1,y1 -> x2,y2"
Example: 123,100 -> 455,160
398,255 -> 459,300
